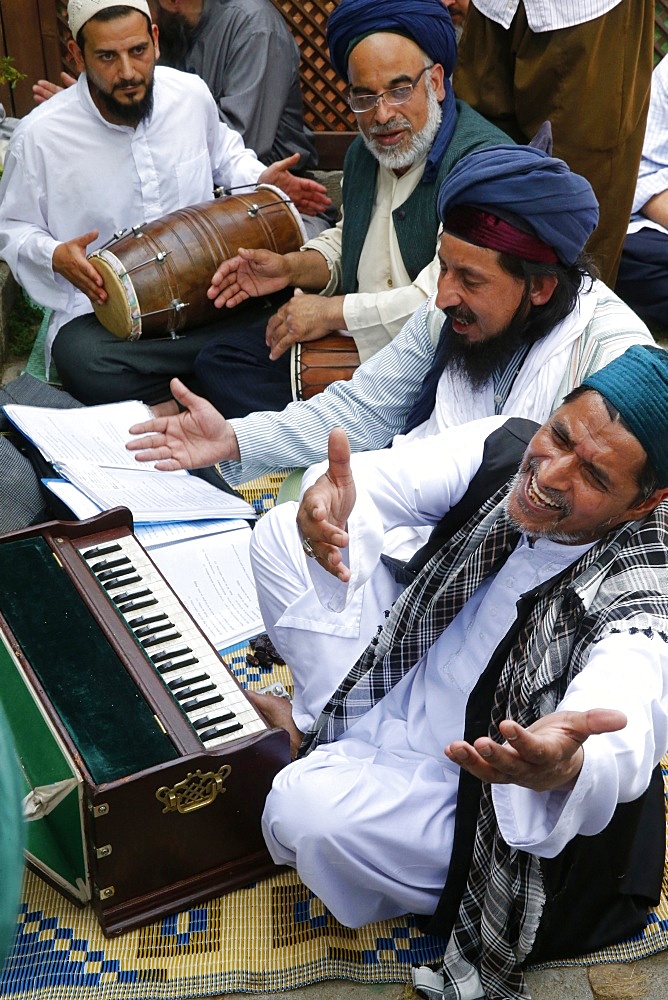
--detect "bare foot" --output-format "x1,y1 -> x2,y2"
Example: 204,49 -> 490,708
150,399 -> 180,417
248,691 -> 303,759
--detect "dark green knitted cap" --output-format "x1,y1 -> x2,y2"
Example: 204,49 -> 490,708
582,345 -> 668,487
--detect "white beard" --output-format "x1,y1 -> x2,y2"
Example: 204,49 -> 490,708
361,79 -> 443,173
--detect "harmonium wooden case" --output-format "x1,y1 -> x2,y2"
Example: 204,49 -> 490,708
0,508 -> 290,936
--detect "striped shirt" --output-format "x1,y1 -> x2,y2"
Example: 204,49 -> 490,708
628,54 -> 668,237
221,282 -> 653,485
472,0 -> 622,33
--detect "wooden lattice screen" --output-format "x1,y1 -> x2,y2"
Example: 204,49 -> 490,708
656,0 -> 668,63
53,0 -> 69,70
270,0 -> 353,132
5,1 -> 668,154
268,0 -> 356,167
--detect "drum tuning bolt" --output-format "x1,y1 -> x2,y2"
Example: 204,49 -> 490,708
122,250 -> 173,276
99,228 -> 128,250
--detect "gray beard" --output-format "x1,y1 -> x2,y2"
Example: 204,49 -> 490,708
503,471 -> 607,545
361,78 -> 443,173
504,503 -> 586,545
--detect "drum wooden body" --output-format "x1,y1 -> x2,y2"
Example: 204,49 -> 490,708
89,186 -> 305,341
291,333 -> 361,400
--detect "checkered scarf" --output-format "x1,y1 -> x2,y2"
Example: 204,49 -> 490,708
299,488 -> 668,1000
298,489 -> 520,756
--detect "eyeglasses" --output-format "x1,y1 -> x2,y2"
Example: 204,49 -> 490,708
347,65 -> 432,114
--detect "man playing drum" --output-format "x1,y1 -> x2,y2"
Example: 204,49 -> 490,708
190,0 -> 510,417
0,0 -> 330,409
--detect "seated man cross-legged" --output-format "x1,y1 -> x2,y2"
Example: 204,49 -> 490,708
615,52 -> 668,330
251,345 -> 668,1000
0,0 -> 329,409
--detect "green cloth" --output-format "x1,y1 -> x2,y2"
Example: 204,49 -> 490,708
339,101 -> 512,293
0,702 -> 24,969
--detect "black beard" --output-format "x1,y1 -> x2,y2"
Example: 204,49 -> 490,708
443,295 -> 539,391
155,8 -> 195,67
89,75 -> 155,127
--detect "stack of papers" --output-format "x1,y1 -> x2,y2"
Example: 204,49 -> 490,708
3,400 -> 256,523
3,400 -> 265,649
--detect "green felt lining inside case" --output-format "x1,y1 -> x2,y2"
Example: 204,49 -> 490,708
0,537 -> 178,784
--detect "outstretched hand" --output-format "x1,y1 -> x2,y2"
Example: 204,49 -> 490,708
207,246 -> 291,309
126,378 -> 240,470
32,71 -> 76,104
259,153 -> 332,217
296,427 -> 355,582
445,708 -> 627,792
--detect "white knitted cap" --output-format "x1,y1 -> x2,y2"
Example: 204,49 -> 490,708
68,0 -> 152,39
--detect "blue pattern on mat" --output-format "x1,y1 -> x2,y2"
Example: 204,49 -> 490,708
159,908 -> 208,947
0,898 -> 445,996
248,492 -> 277,518
220,642 -> 275,686
291,892 -> 445,966
2,905 -> 140,994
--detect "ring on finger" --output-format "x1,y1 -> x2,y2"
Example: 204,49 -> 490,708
301,536 -> 316,559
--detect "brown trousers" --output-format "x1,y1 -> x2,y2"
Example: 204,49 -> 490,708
453,0 -> 655,285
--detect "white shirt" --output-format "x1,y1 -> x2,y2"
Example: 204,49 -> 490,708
628,54 -> 668,237
471,0 -> 622,32
304,156 -> 440,362
0,66 -> 264,361
301,281 -> 651,566
309,422 -> 668,858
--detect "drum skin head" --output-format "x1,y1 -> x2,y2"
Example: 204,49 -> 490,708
89,253 -> 136,339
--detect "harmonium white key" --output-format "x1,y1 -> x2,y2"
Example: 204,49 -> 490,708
0,508 -> 290,937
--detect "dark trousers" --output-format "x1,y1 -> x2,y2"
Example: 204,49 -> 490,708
51,297 -> 283,407
615,227 -> 668,329
454,0 -> 654,286
193,288 -> 294,418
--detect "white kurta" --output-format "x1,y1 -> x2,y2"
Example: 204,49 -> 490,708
471,0 -> 622,32
303,156 -> 440,362
0,66 -> 264,365
250,418 -> 505,729
253,422 -> 668,928
628,53 -> 668,237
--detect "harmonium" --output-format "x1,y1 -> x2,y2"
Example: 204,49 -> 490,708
0,508 -> 290,936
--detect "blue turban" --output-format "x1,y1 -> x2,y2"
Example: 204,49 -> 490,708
582,345 -> 668,488
327,0 -> 457,84
437,144 -> 599,266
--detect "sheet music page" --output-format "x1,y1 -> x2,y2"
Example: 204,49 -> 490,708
148,526 -> 264,649
56,462 -> 255,522
2,400 -> 159,468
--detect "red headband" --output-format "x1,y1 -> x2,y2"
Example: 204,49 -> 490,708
443,205 -> 559,264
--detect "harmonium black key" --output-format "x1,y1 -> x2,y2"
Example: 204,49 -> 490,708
80,532 -> 267,747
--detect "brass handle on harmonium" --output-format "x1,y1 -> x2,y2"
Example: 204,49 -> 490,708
155,764 -> 232,815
